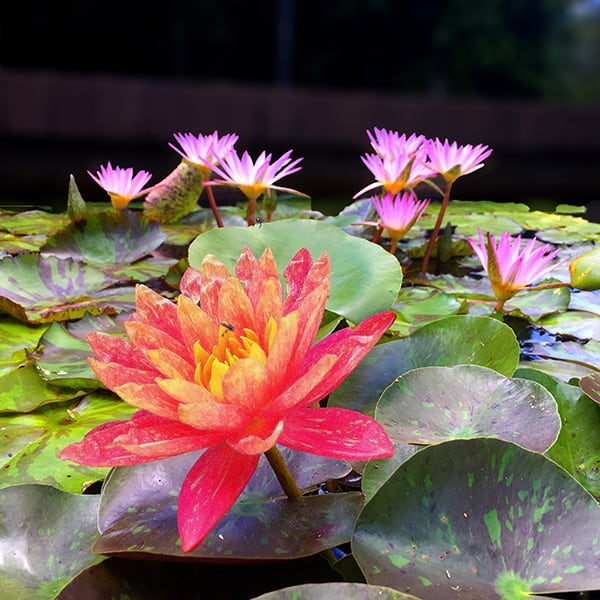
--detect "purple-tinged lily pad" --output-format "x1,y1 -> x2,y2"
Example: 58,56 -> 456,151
0,253 -> 135,323
580,372 -> 600,405
376,365 -> 560,451
252,582 -> 422,599
352,438 -> 600,600
329,315 -> 519,417
521,338 -> 600,374
516,367 -> 600,498
0,391 -> 136,492
538,310 -> 600,341
34,313 -> 129,389
95,447 -> 360,560
0,484 -> 104,598
41,210 -> 166,267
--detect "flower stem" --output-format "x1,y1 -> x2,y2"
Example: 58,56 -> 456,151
420,182 -> 453,274
247,195 -> 258,226
264,446 -> 338,566
205,185 -> 224,228
264,446 -> 302,499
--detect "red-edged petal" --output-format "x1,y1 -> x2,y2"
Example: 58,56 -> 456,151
59,411 -> 203,466
293,310 -> 395,409
228,420 -> 284,455
217,277 -> 256,333
177,295 -> 219,358
179,266 -> 203,303
177,444 -> 259,552
146,348 -> 196,380
264,312 -> 299,392
199,254 -> 232,321
134,285 -> 184,344
125,321 -> 193,363
283,250 -> 329,314
114,382 -> 182,420
88,332 -> 152,370
279,407 -> 393,460
283,248 -> 314,311
253,277 -> 283,345
88,358 -> 159,389
264,353 -> 338,417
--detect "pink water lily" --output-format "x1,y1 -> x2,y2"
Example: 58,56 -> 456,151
60,246 -> 395,552
425,138 -> 493,183
169,131 -> 238,179
367,128 -> 426,161
203,149 -> 307,225
361,191 -> 430,254
468,229 -> 568,310
88,162 -> 153,210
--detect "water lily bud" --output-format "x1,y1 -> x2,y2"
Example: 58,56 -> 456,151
570,247 -> 600,290
143,161 -> 205,223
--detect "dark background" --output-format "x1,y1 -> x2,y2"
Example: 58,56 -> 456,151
2,0 -> 600,215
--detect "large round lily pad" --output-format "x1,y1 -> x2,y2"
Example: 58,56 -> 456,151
353,438 -> 600,600
187,219 -> 403,323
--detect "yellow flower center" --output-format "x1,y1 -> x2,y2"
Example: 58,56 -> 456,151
193,318 -> 277,401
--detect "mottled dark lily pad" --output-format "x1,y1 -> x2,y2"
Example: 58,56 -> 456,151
517,367 -> 600,498
580,372 -> 600,405
252,582 -> 422,599
329,315 -> 519,417
376,365 -> 560,451
95,447 -> 360,560
353,438 -> 600,600
0,484 -> 104,598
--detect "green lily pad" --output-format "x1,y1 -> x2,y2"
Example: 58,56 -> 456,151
252,582 -> 422,599
0,391 -> 136,492
570,246 -> 600,290
391,288 -> 464,336
516,367 -> 600,498
0,210 -> 71,237
329,315 -> 519,417
375,365 -> 560,451
34,313 -> 128,388
0,254 -> 135,323
187,219 -> 403,323
95,447 -> 361,559
0,362 -> 86,413
0,484 -> 104,599
0,317 -> 47,377
352,438 -> 600,599
569,289 -> 600,315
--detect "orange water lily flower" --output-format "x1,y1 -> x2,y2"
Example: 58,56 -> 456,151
60,246 -> 395,552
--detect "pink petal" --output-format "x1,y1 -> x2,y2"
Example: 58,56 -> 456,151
296,311 -> 396,406
179,266 -> 203,304
279,407 -> 393,460
125,321 -> 193,363
59,411 -> 208,466
88,358 -> 159,389
134,285 -> 184,344
199,255 -> 232,321
114,382 -> 182,420
177,445 -> 260,552
88,332 -> 152,370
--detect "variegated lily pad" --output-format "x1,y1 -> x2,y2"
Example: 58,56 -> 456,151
95,447 -> 360,560
0,391 -> 136,492
0,254 -> 135,323
353,438 -> 600,600
0,484 -> 104,598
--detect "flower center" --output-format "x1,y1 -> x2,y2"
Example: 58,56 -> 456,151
192,318 -> 277,401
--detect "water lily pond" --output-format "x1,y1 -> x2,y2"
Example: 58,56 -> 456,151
0,131 -> 599,600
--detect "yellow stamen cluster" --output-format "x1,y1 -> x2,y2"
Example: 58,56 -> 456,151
192,318 -> 277,401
